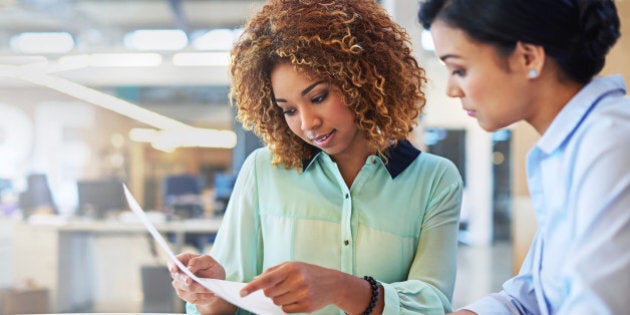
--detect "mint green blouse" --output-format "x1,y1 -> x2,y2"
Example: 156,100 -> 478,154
188,141 -> 463,314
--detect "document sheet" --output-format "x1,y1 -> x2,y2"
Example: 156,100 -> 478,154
123,184 -> 285,315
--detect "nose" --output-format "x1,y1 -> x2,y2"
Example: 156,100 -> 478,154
446,77 -> 464,98
300,107 -> 321,132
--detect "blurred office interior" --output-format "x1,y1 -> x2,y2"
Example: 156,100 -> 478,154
0,0 -> 628,313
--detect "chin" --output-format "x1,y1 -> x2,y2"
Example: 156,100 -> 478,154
478,121 -> 502,132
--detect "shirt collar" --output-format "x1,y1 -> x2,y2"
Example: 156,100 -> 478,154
537,75 -> 626,154
301,139 -> 421,179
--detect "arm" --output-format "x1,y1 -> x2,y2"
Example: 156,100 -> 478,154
556,119 -> 630,314
169,253 -> 237,315
241,261 -> 385,314
187,150 -> 263,314
382,163 -> 463,315
463,235 -> 540,314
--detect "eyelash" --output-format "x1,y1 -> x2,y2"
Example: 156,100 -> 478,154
312,91 -> 328,104
451,69 -> 466,76
281,91 -> 329,116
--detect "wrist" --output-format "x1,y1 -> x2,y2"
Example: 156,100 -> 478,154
340,275 -> 381,315
194,299 -> 237,315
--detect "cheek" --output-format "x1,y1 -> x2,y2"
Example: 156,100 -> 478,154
285,117 -> 303,136
462,77 -> 489,103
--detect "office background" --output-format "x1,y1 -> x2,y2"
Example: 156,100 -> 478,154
0,0 -> 628,313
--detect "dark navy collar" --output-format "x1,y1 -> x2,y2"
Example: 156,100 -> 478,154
302,139 -> 421,179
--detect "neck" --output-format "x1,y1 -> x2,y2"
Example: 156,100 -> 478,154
331,137 -> 374,188
527,76 -> 585,135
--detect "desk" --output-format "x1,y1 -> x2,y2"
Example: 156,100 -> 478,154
11,218 -> 222,313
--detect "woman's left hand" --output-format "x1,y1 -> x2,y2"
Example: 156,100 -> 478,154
239,261 -> 343,313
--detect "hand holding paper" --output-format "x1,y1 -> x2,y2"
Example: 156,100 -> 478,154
122,184 -> 285,315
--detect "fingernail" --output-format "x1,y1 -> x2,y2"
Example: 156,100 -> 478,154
240,290 -> 249,297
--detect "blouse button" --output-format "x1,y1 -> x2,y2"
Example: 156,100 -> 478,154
345,193 -> 349,199
344,240 -> 349,246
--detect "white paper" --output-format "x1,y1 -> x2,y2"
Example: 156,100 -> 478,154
123,184 -> 285,315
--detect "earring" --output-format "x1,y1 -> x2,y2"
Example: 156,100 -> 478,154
528,68 -> 538,79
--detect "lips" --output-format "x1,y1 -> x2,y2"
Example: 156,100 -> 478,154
310,130 -> 335,147
462,105 -> 476,117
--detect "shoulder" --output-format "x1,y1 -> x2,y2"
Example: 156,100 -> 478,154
417,152 -> 461,176
242,147 -> 272,167
405,151 -> 463,188
242,147 -> 301,176
577,92 -> 630,149
568,91 -> 630,178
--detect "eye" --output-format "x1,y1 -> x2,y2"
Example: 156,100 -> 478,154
282,108 -> 296,116
311,91 -> 329,104
451,68 -> 466,77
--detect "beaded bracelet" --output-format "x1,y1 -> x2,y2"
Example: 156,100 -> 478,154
362,276 -> 379,315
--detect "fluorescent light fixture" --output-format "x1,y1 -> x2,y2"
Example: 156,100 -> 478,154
421,30 -> 435,51
129,128 -> 159,143
129,127 -> 237,151
1,64 -> 189,130
181,128 -> 237,149
58,53 -> 162,67
1,64 -> 236,151
124,29 -> 188,51
10,32 -> 75,54
192,28 -> 235,51
172,52 -> 230,66
0,56 -> 48,66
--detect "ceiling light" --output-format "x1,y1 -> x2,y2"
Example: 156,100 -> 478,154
129,127 -> 237,151
192,28 -> 236,51
10,32 -> 75,54
58,53 -> 163,68
172,52 -> 230,66
124,29 -> 188,51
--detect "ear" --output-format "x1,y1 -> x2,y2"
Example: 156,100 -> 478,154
513,41 -> 545,79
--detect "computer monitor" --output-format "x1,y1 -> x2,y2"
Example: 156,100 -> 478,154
163,174 -> 203,219
77,178 -> 126,219
18,173 -> 57,218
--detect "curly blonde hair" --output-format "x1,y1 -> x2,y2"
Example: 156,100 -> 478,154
230,0 -> 426,170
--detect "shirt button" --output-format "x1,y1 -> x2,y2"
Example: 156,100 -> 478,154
345,193 -> 349,199
344,240 -> 349,246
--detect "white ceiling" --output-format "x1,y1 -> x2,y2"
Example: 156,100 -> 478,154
0,0 -> 265,50
0,0 -> 266,86
0,1 -> 270,128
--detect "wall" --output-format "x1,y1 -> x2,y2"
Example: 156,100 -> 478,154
603,0 -> 630,83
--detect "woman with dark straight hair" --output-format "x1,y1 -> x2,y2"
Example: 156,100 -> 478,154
419,0 -> 629,314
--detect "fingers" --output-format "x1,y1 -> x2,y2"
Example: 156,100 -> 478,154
240,266 -> 286,297
172,273 -> 211,293
186,254 -> 219,273
172,278 -> 217,305
168,253 -> 225,280
168,252 -> 199,273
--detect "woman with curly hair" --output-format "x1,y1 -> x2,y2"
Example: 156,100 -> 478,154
169,1 -> 463,314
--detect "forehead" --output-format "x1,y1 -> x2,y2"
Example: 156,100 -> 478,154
271,63 -> 322,89
431,20 -> 478,58
431,20 -> 508,67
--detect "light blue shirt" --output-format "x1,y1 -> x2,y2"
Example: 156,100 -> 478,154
466,75 -> 630,314
188,140 -> 463,314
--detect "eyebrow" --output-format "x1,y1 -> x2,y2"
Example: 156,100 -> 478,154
439,54 -> 460,62
274,80 -> 326,103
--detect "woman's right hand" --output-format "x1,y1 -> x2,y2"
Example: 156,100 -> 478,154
168,252 -> 235,313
